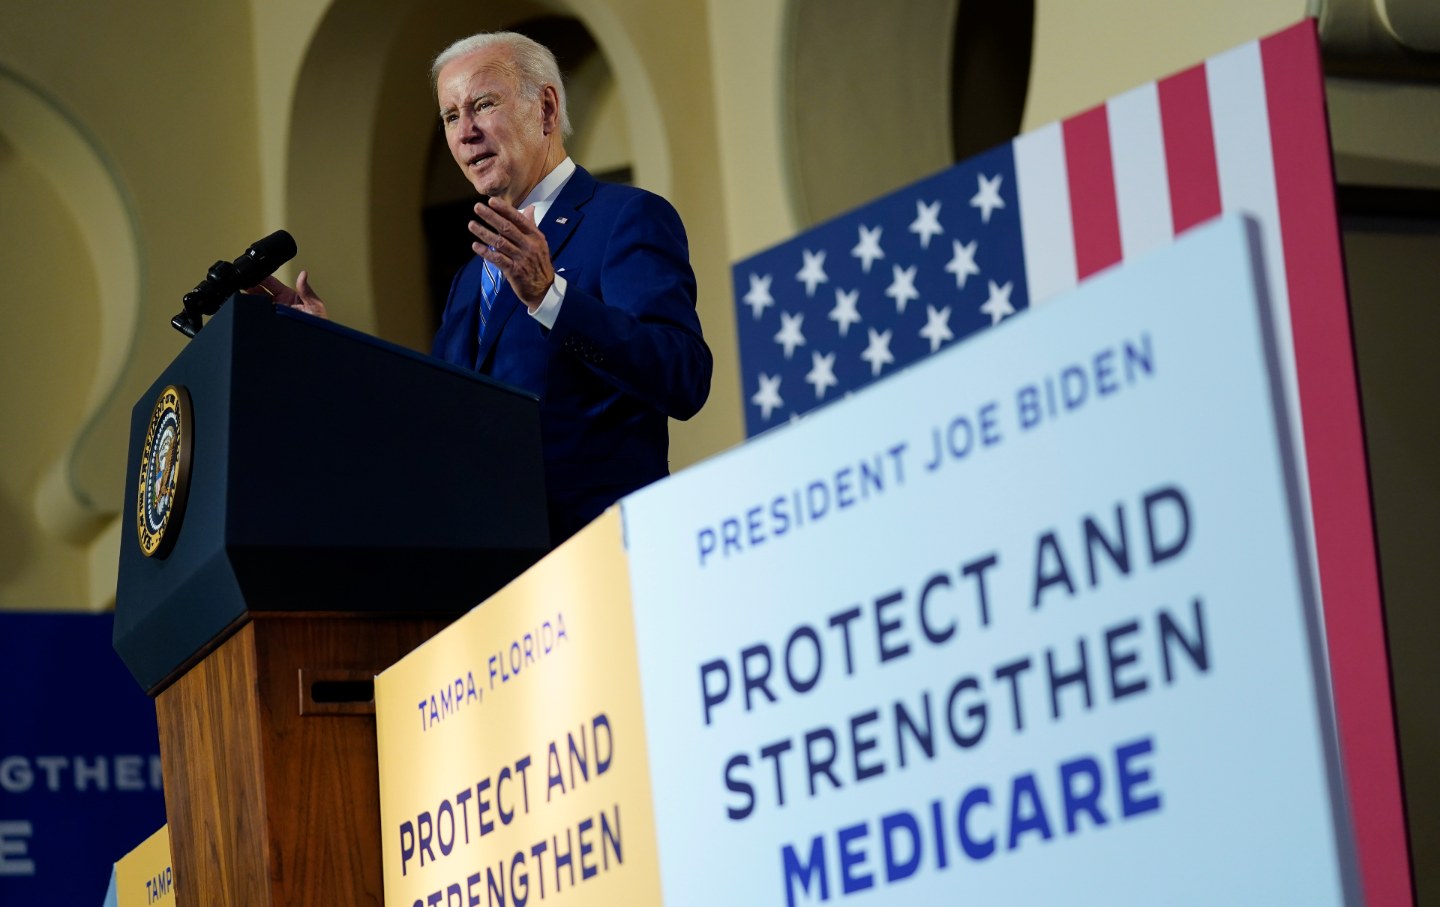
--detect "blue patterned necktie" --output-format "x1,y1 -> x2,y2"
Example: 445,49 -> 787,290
477,259 -> 501,345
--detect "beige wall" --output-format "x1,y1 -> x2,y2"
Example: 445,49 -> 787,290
0,0 -> 263,608
1024,0 -> 1307,128
0,145 -> 99,606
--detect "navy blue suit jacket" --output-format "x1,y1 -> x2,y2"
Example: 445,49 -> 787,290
432,166 -> 712,543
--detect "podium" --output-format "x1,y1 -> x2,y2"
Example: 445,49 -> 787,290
113,296 -> 550,905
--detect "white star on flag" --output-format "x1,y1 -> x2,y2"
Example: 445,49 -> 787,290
773,311 -> 806,359
743,273 -> 775,319
885,264 -> 920,315
919,305 -> 954,353
860,327 -> 895,377
909,199 -> 944,249
805,350 -> 838,399
750,372 -> 783,420
970,172 -> 1005,224
945,239 -> 980,289
796,249 -> 828,297
829,287 -> 861,337
851,224 -> 885,274
980,280 -> 1015,325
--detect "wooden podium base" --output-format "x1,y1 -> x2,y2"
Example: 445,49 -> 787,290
154,613 -> 450,907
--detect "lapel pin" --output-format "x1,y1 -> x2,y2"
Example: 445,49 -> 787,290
556,216 -> 569,224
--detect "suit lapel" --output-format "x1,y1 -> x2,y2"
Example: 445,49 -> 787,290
541,167 -> 594,260
474,166 -> 598,369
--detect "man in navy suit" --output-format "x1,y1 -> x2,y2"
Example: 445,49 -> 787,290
265,32 -> 712,545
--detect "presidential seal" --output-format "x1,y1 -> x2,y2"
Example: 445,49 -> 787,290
136,385 -> 193,558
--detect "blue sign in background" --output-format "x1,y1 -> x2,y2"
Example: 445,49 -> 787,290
0,613 -> 166,904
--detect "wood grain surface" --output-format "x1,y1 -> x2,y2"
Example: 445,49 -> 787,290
155,613 -> 450,906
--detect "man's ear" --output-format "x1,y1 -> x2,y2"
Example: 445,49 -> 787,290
540,84 -> 560,135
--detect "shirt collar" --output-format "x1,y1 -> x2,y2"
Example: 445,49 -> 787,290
518,156 -> 577,226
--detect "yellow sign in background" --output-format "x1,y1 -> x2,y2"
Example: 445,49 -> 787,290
376,509 -> 661,906
114,824 -> 174,907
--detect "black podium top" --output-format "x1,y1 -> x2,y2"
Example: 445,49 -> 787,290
114,296 -> 549,693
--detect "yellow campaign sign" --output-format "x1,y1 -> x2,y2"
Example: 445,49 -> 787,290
376,509 -> 661,906
114,824 -> 174,907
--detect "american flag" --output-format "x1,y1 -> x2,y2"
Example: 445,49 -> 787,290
732,20 -> 1407,906
734,144 -> 1027,432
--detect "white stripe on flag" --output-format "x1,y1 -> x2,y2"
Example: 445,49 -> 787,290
1106,82 -> 1174,263
1206,43 -> 1300,417
1206,41 -> 1287,325
1014,123 -> 1077,305
1206,38 -> 1317,573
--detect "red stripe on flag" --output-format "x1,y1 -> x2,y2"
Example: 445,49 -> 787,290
1262,20 -> 1413,906
1062,105 -> 1123,279
1157,65 -> 1221,234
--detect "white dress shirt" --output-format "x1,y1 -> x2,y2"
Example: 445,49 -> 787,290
516,156 -> 577,330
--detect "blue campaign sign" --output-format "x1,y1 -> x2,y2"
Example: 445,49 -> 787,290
624,217 -> 1354,904
0,613 -> 166,904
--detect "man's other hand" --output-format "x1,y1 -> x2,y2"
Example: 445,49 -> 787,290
251,271 -> 329,319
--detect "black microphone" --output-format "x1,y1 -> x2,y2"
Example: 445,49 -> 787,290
172,230 -> 298,337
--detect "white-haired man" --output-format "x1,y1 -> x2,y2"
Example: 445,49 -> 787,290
266,31 -> 712,544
